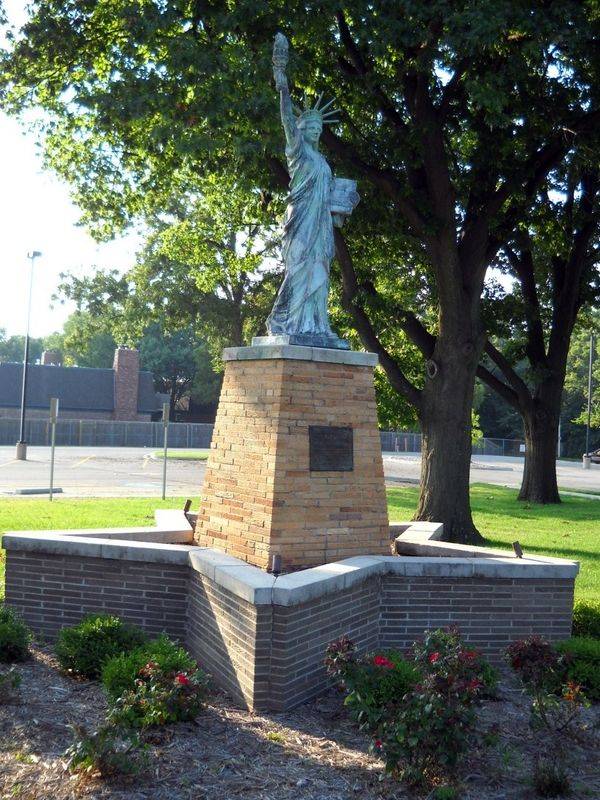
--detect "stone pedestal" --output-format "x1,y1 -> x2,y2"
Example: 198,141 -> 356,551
194,344 -> 391,571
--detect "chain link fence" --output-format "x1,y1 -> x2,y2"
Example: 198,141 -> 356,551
0,418 -> 523,457
0,419 -> 213,449
380,430 -> 524,456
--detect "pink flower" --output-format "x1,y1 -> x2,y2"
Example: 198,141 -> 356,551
373,655 -> 394,669
175,673 -> 191,686
429,652 -> 440,664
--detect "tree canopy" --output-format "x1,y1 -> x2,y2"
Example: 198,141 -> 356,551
3,1 -> 600,539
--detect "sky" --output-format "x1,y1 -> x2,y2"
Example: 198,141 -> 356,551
0,1 -> 140,340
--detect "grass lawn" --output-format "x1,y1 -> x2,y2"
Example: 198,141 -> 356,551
0,484 -> 598,601
152,449 -> 210,461
0,497 -> 188,599
389,483 -> 600,601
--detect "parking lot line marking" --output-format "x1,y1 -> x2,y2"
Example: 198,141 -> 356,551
0,459 -> 18,468
71,455 -> 95,468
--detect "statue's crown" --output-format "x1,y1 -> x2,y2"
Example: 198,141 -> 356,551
295,93 -> 339,126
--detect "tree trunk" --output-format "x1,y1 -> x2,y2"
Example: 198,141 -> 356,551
415,334 -> 485,544
518,392 -> 561,504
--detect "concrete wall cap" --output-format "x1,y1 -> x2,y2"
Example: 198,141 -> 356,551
188,548 -> 254,582
222,344 -> 378,367
2,524 -> 579,605
1,532 -> 194,565
154,509 -> 193,532
212,564 -> 275,605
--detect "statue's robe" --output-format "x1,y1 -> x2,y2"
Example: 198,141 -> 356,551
267,132 -> 334,336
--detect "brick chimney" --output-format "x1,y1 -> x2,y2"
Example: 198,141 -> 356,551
41,350 -> 62,366
112,346 -> 140,421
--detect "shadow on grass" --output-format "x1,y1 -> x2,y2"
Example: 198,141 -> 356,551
483,539 -> 600,563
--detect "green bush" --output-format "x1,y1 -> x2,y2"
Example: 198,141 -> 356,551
326,628 -> 494,785
325,638 -> 420,733
0,605 -> 31,663
65,723 -> 146,777
55,615 -> 148,679
108,660 -> 209,728
572,600 -> 600,639
557,637 -> 600,701
101,634 -> 197,701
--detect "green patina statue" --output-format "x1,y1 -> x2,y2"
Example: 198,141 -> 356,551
264,33 -> 359,350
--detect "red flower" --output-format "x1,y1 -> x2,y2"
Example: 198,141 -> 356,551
373,655 -> 394,669
374,739 -> 382,749
175,673 -> 191,686
467,678 -> 482,691
429,652 -> 440,664
460,649 -> 478,661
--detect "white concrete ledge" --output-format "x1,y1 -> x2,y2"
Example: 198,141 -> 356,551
2,532 -> 195,565
390,521 -> 445,540
223,344 -> 378,367
1,516 -> 579,606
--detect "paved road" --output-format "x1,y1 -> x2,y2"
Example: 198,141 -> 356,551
0,447 -> 202,499
383,453 -> 600,494
0,446 -> 598,498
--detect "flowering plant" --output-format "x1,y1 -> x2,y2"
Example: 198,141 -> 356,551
327,627 -> 497,786
506,637 -> 588,733
109,662 -> 209,729
506,635 -> 565,694
325,638 -> 419,735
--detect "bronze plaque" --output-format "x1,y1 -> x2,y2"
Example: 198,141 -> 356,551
309,425 -> 354,472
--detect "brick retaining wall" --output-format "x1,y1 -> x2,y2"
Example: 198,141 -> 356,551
1,526 -> 579,711
5,551 -> 189,641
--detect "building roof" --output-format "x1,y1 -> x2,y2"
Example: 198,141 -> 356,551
0,362 -> 160,414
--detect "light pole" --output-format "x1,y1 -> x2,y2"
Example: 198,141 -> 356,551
583,333 -> 595,469
15,250 -> 42,461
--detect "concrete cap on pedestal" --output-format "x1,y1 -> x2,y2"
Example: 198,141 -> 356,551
223,343 -> 378,367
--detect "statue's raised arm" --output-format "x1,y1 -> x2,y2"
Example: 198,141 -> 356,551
263,32 -> 358,351
272,33 -> 297,147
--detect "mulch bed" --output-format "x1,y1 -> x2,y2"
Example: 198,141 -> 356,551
1,645 -> 599,800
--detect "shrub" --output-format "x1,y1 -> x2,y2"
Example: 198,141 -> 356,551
108,660 -> 209,728
65,723 -> 146,778
506,636 -> 566,694
556,637 -> 600,701
101,634 -> 198,701
572,599 -> 600,639
0,605 -> 31,663
55,615 -> 148,679
412,626 -> 499,697
0,667 -> 22,704
327,627 -> 493,785
508,636 -> 588,796
325,637 -> 420,734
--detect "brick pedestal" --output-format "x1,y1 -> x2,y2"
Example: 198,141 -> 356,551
194,344 -> 390,570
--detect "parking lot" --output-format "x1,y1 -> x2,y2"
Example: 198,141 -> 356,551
0,446 -> 598,499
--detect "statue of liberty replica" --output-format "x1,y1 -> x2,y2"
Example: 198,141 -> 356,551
261,33 -> 359,350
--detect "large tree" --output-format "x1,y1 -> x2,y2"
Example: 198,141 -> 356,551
56,174 -> 279,360
477,164 -> 600,502
0,330 -> 43,364
139,322 -> 220,413
3,2 -> 599,541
